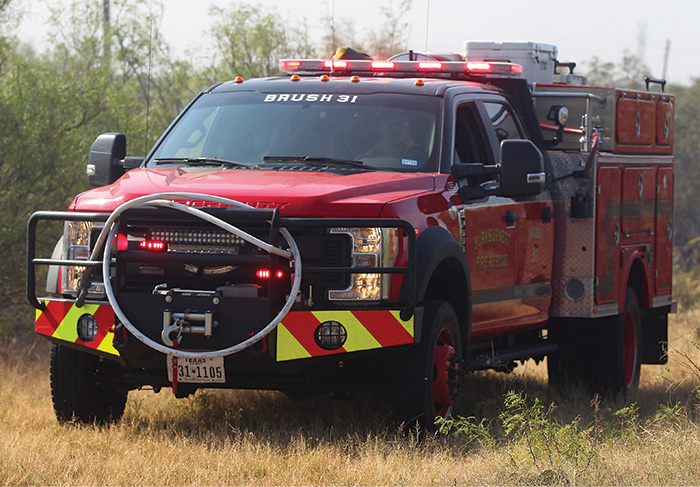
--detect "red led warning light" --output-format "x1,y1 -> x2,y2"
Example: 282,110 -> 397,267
256,269 -> 285,279
418,61 -> 443,70
139,240 -> 167,252
510,64 -> 523,74
371,61 -> 395,70
282,60 -> 301,70
116,233 -> 129,252
466,62 -> 492,72
324,60 -> 348,69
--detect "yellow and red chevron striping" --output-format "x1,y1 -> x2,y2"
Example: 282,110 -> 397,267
34,302 -> 413,361
35,300 -> 118,356
276,310 -> 414,362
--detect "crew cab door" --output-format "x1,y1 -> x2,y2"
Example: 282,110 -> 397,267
450,97 -> 554,339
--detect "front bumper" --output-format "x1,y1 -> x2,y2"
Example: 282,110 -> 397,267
35,299 -> 416,362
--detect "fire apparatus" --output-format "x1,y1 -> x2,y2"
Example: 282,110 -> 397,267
27,42 -> 674,429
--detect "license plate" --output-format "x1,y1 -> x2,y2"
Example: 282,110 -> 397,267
167,355 -> 226,384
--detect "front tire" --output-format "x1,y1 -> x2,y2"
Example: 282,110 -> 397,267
391,300 -> 463,431
50,344 -> 128,424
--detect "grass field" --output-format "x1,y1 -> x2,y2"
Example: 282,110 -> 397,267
2,308 -> 700,485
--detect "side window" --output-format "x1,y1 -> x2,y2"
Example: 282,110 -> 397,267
454,104 -> 491,165
483,102 -> 523,143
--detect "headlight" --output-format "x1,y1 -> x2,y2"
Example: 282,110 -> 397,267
328,227 -> 399,301
61,221 -> 105,297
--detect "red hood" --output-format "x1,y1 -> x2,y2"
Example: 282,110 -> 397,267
70,168 -> 436,218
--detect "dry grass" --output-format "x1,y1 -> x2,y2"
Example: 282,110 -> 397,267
2,307 -> 700,485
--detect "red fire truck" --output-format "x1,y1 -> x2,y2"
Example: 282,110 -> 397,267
27,42 -> 674,429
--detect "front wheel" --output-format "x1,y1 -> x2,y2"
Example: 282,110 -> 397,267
50,344 -> 128,424
391,300 -> 464,431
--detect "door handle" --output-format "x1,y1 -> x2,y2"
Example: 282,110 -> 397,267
504,210 -> 520,228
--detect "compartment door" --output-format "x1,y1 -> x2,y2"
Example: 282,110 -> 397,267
615,90 -> 656,153
655,167 -> 674,295
595,166 -> 621,304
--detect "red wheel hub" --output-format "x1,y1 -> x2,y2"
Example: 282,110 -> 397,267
433,341 -> 459,417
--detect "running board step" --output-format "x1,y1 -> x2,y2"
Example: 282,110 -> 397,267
466,343 -> 559,372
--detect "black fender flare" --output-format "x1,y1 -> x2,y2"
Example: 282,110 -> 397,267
411,225 -> 472,348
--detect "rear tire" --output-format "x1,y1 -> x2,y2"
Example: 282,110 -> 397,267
548,287 -> 641,396
602,287 -> 641,392
391,300 -> 463,431
50,344 -> 128,424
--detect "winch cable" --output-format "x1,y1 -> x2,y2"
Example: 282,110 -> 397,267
90,192 -> 302,359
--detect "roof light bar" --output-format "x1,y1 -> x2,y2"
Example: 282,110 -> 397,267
279,58 -> 523,78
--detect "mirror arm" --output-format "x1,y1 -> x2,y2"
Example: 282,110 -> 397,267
121,157 -> 145,169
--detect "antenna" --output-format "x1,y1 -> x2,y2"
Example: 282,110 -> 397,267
424,0 -> 430,52
145,19 -> 153,157
102,0 -> 111,67
332,0 -> 336,49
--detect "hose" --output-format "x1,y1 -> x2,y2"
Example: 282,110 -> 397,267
91,192 -> 301,359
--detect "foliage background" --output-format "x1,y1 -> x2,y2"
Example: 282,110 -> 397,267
2,0 -> 700,337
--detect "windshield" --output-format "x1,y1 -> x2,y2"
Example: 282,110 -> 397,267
148,91 -> 441,173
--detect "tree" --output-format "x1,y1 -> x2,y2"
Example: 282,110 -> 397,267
667,79 -> 700,269
0,0 -> 18,36
319,15 -> 364,58
365,0 -> 413,59
0,0 -> 173,337
583,50 -> 651,90
207,3 -> 317,80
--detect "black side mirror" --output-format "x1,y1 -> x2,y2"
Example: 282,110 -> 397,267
87,133 -> 126,187
499,139 -> 545,197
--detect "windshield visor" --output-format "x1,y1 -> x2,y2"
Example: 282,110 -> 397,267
148,91 -> 441,172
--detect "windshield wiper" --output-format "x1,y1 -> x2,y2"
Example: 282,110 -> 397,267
153,157 -> 251,168
263,156 -> 375,170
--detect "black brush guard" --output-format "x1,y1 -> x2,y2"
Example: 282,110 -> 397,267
27,206 -> 417,354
